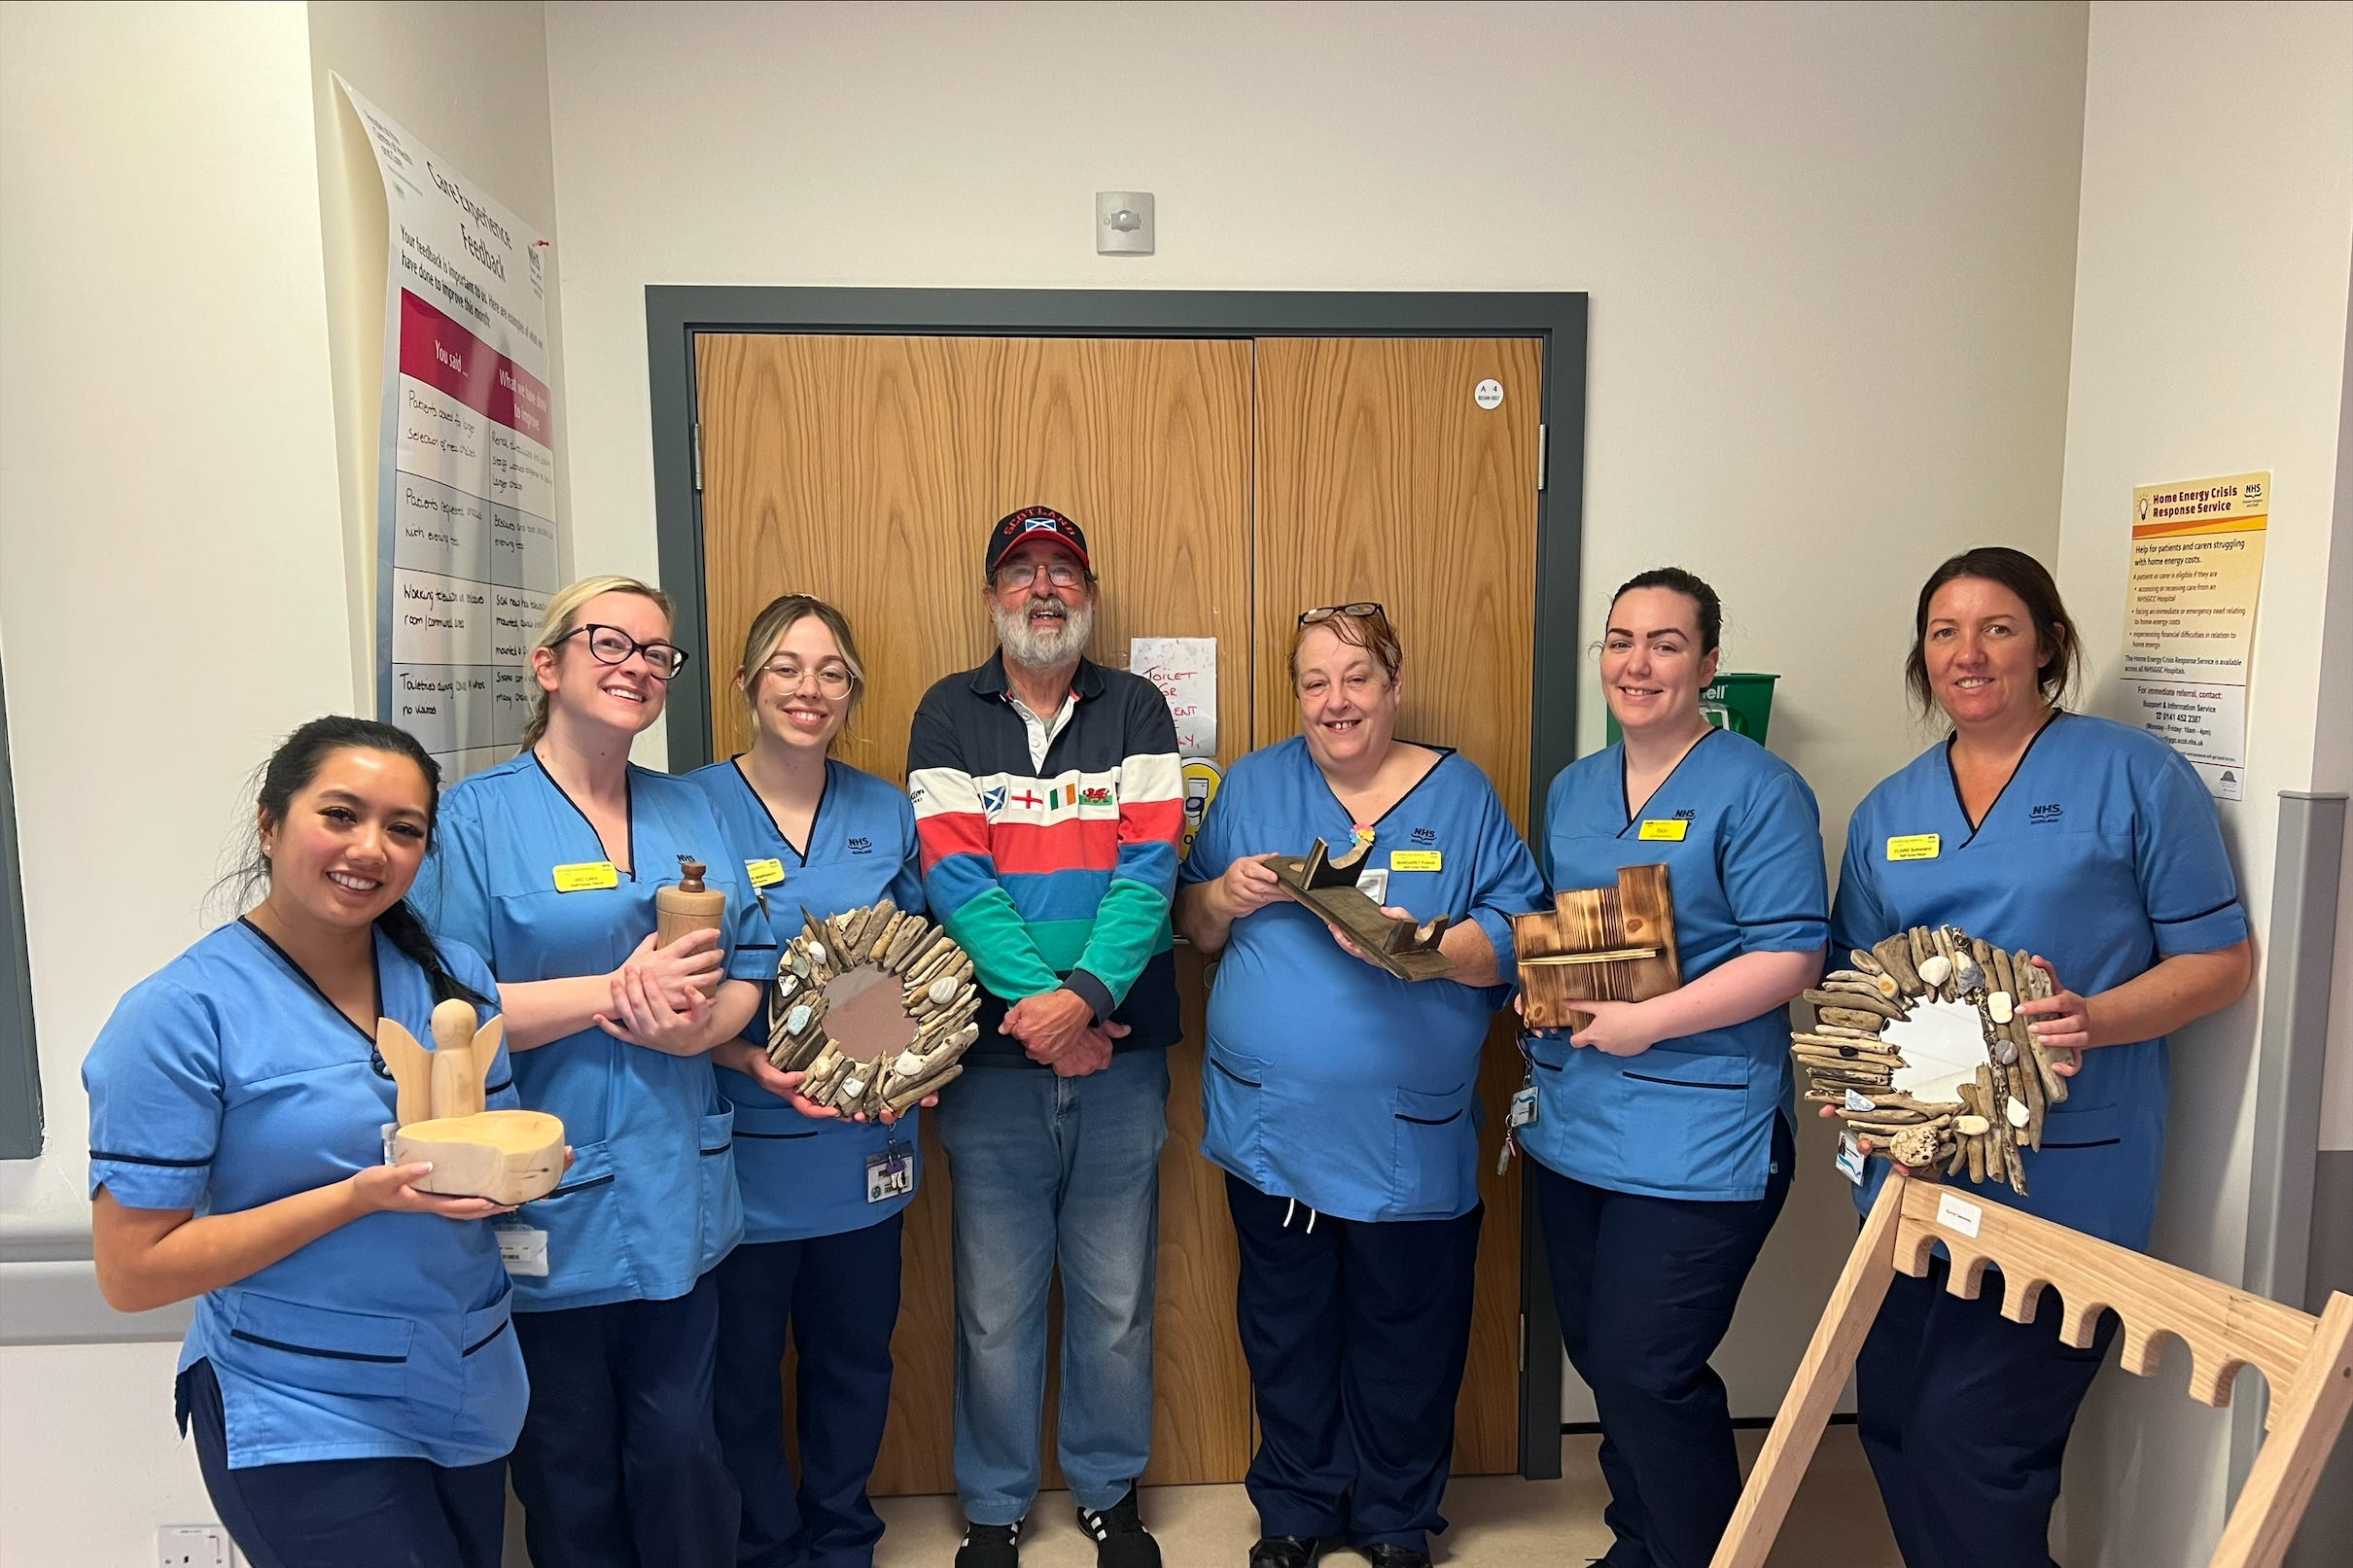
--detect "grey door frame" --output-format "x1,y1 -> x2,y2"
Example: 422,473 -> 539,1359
644,285 -> 1588,1480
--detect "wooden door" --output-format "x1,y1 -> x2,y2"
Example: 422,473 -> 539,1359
694,334 -> 1257,1492
694,330 -> 1543,1491
1251,337 -> 1543,1474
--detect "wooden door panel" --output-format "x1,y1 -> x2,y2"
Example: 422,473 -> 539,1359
695,333 -> 1255,1494
1250,336 -> 1544,1475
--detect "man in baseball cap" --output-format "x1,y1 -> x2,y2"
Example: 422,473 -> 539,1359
909,504 -> 1182,1568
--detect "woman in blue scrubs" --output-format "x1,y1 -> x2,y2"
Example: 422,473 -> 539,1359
687,594 -> 926,1568
1176,603 -> 1547,1568
1522,568 -> 1828,1568
1832,547 -> 2250,1568
416,575 -> 771,1568
87,716 -> 527,1568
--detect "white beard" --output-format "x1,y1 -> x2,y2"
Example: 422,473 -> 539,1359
995,595 -> 1094,669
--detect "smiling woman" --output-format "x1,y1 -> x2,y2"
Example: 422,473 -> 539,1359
82,716 -> 524,1568
412,573 -> 775,1568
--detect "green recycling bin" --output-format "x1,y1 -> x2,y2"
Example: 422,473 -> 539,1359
1605,673 -> 1779,747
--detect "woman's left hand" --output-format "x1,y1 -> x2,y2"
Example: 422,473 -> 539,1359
2019,955 -> 2090,1071
1567,998 -> 1661,1058
1326,907 -> 1418,969
596,962 -> 715,1056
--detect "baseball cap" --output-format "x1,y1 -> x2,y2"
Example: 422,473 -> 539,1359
984,505 -> 1092,578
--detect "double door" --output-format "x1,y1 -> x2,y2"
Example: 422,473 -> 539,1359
694,331 -> 1541,1492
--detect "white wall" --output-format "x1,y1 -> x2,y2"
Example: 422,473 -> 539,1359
2050,5 -> 2353,1564
0,4 -> 349,1562
0,4 -> 558,1563
541,0 -> 2090,1419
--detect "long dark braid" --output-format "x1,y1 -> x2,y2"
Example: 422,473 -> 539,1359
228,716 -> 491,1009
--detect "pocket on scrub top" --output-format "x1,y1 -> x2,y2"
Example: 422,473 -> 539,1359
1612,1048 -> 1758,1187
1201,1044 -> 1269,1176
1391,1082 -> 1476,1219
224,1291 -> 413,1400
696,1107 -> 743,1264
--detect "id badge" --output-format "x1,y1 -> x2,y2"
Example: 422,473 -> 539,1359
865,1146 -> 913,1203
1354,866 -> 1389,903
1508,1081 -> 1539,1130
496,1226 -> 550,1276
1835,1131 -> 1867,1186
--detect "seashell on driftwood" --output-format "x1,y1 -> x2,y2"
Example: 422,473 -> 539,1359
767,904 -> 978,1120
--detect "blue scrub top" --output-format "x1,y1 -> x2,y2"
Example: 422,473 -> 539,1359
1179,738 -> 1547,1223
1525,728 -> 1828,1202
84,922 -> 527,1470
1833,713 -> 2248,1249
687,756 -> 926,1243
414,752 -> 765,1311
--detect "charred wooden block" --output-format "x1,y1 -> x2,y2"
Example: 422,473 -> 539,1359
1510,864 -> 1681,1031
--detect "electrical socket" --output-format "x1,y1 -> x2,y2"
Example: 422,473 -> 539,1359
158,1524 -> 232,1568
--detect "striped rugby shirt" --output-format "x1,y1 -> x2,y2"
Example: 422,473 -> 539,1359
908,651 -> 1184,1062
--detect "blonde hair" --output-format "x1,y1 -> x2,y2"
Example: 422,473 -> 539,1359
737,593 -> 867,751
518,575 -> 676,752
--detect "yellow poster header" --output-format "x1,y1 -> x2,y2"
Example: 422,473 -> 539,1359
2132,471 -> 2269,538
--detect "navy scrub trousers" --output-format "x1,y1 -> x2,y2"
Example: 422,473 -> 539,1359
509,1272 -> 739,1568
183,1358 -> 509,1568
1530,1115 -> 1795,1568
713,1214 -> 907,1568
1226,1174 -> 1484,1554
1857,1251 -> 2119,1568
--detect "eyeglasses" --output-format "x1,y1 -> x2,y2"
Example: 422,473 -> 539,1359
556,624 -> 690,679
1298,601 -> 1386,626
994,560 -> 1088,591
759,660 -> 855,699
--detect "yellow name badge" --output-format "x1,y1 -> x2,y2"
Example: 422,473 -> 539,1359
1886,834 -> 1943,862
551,860 -> 620,892
1389,850 -> 1443,872
744,858 -> 787,889
1638,819 -> 1689,842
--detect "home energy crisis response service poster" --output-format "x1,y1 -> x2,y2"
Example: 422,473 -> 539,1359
343,81 -> 558,782
2123,471 -> 2268,801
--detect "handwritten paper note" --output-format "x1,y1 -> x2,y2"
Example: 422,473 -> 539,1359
1129,637 -> 1216,759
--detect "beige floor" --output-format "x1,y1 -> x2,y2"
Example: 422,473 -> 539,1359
871,1426 -> 1902,1565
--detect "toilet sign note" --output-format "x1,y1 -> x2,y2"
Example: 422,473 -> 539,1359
1129,638 -> 1217,759
2124,471 -> 2267,800
342,80 -> 559,782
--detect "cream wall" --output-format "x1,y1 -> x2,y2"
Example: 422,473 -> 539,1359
0,3 -> 558,1562
540,0 -> 2090,1419
2049,5 -> 2353,1564
0,4 -> 349,1563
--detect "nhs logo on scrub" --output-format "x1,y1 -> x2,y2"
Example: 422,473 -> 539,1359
2029,803 -> 2064,824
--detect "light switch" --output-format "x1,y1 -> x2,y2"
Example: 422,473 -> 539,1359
1095,192 -> 1154,256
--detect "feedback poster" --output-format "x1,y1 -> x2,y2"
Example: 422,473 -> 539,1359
342,81 -> 558,782
2123,471 -> 2268,800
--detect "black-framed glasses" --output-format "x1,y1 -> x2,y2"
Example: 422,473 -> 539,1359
557,624 -> 690,679
1298,601 -> 1385,626
994,560 -> 1088,591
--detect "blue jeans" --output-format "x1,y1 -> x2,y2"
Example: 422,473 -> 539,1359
933,1047 -> 1171,1523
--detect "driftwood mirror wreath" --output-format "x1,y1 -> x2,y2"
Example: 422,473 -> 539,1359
1793,925 -> 2070,1196
768,899 -> 978,1118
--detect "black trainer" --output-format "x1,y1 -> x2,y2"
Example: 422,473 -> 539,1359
1075,1485 -> 1162,1568
1248,1535 -> 1337,1568
1360,1546 -> 1433,1568
955,1518 -> 1021,1568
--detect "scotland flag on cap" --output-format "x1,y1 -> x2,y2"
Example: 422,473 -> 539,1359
984,505 -> 1091,577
